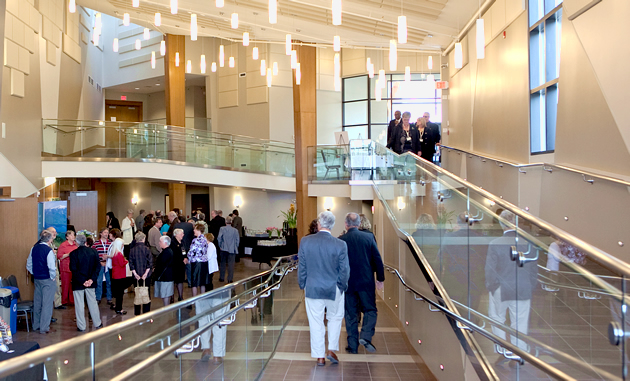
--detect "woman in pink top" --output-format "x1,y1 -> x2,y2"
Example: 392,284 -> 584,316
110,239 -> 128,315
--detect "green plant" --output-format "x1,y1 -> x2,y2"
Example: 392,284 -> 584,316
437,209 -> 456,231
280,204 -> 297,229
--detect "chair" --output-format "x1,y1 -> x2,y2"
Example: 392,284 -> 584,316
8,275 -> 33,332
321,150 -> 341,180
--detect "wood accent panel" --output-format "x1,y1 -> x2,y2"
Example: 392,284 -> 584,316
293,44 -> 318,241
0,187 -> 11,198
93,179 -> 108,229
68,191 -> 98,233
168,183 -> 186,212
164,34 -> 186,161
0,198 -> 38,298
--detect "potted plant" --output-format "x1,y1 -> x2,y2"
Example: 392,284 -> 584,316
280,203 -> 297,236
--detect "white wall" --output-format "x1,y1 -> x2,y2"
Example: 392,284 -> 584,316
316,197 -> 364,237
269,86 -> 294,143
317,89 -> 342,145
213,187 -> 295,231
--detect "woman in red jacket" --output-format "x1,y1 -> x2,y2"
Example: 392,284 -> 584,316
110,238 -> 128,315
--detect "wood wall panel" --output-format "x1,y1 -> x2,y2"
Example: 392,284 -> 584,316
164,34 -> 186,161
168,183 -> 186,212
68,191 -> 98,233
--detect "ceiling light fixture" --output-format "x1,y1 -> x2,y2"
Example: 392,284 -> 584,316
229,56 -> 235,67
135,39 -> 141,50
291,50 -> 297,69
123,13 -> 130,26
132,0 -> 139,7
334,52 -> 341,91
428,56 -> 433,70
476,19 -> 485,59
389,39 -> 397,71
333,35 -> 340,52
211,62 -> 217,72
398,16 -> 407,44
94,13 -> 102,36
231,13 -> 238,29
191,14 -> 197,41
375,81 -> 381,101
186,60 -> 192,73
454,42 -> 463,69
366,57 -> 371,71
269,0 -> 277,24
175,52 -> 180,66
368,63 -> 374,78
219,45 -> 224,67
260,59 -> 266,75
144,28 -> 150,40
273,61 -> 278,75
93,33 -> 99,46
216,0 -> 224,7
243,32 -> 249,46
171,0 -> 177,14
332,0 -> 342,26
154,13 -> 161,26
295,62 -> 301,85
113,38 -> 119,52
404,66 -> 410,82
252,46 -> 259,60
151,51 -> 156,69
69,0 -> 76,13
201,55 -> 206,73
285,34 -> 291,55
267,68 -> 272,87
378,69 -> 385,87
160,40 -> 166,56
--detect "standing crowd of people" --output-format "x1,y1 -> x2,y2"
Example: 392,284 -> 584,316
386,110 -> 441,162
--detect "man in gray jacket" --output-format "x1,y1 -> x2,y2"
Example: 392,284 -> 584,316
298,211 -> 350,366
218,216 -> 240,283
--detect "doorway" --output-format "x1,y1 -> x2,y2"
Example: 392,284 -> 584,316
191,194 -> 210,222
104,100 -> 143,156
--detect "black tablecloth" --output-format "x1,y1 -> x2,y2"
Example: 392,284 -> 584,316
251,245 -> 293,265
0,341 -> 44,381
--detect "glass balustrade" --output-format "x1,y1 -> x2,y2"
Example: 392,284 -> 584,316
41,120 -> 295,176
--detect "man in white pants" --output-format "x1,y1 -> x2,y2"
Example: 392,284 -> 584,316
70,234 -> 103,332
195,289 -> 230,364
298,211 -> 350,366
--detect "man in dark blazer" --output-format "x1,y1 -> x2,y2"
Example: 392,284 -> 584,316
298,211 -> 350,366
386,110 -> 402,149
70,233 -> 103,331
339,213 -> 384,353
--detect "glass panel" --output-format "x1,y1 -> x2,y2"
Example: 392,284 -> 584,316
345,125 -> 368,141
371,100 -> 390,124
371,124 -> 388,147
343,101 -> 368,126
545,84 -> 558,151
529,26 -> 543,89
544,0 -> 562,14
530,90 -> 545,153
529,0 -> 544,26
545,13 -> 560,82
343,75 -> 368,102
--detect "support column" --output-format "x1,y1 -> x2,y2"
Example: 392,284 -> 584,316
164,34 -> 186,161
293,44 -> 318,241
168,183 -> 186,213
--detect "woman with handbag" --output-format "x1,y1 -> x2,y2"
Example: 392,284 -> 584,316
154,236 -> 175,306
129,232 -> 153,315
188,224 -> 211,297
110,239 -> 128,315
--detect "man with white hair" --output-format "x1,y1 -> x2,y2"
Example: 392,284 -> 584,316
27,230 -> 57,334
70,234 -> 103,332
298,211 -> 349,366
121,209 -> 135,257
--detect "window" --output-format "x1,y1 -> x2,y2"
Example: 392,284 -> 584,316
529,0 -> 562,154
342,74 -> 442,146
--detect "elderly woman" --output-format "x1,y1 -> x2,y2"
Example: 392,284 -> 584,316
388,111 -> 420,155
170,228 -> 188,301
416,117 -> 439,162
129,231 -> 153,315
109,238 -> 128,315
154,236 -> 175,306
189,223 -> 211,297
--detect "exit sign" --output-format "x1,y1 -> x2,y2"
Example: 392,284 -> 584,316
435,81 -> 449,89
121,95 -> 127,100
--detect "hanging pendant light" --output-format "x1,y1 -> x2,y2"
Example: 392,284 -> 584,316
454,42 -> 463,69
154,13 -> 161,26
291,50 -> 297,69
144,28 -> 150,40
229,56 -> 235,68
295,63 -> 301,85
368,63 -> 374,78
260,59 -> 266,75
93,33 -> 99,46
191,14 -> 197,41
253,47 -> 259,60
132,0 -> 139,7
69,0 -> 76,13
211,62 -> 217,72
366,57 -> 371,71
135,39 -> 141,50
151,51 -> 156,69
375,81 -> 382,101
123,13 -> 130,26
267,68 -> 273,87
476,19 -> 485,59
405,66 -> 411,82
231,13 -> 238,29
175,52 -> 180,66
333,36 -> 340,52
171,0 -> 178,14
285,34 -> 292,55
389,40 -> 397,71
113,38 -> 119,52
186,60 -> 192,73
398,16 -> 407,44
332,0 -> 342,26
273,61 -> 278,75
334,52 -> 341,91
95,13 -> 102,36
269,0 -> 277,24
378,69 -> 385,88
334,76 -> 341,91
160,40 -> 166,56
216,0 -> 224,7
427,56 -> 433,70
200,55 -> 206,73
219,45 -> 225,67
243,32 -> 250,46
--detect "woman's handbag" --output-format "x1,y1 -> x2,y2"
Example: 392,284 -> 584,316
134,279 -> 150,305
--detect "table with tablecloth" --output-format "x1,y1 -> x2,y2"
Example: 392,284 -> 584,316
0,341 -> 45,381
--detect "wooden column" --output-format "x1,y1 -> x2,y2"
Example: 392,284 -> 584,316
168,183 -> 186,213
293,44 -> 318,241
164,34 -> 186,161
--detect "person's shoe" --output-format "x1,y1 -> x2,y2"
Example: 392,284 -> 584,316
116,310 -> 127,315
95,324 -> 103,329
218,279 -> 225,282
326,350 -> 339,364
316,358 -> 325,366
213,357 -> 223,365
55,305 -> 67,310
97,299 -> 102,305
51,318 -> 57,323
359,339 -> 376,352
107,300 -> 114,306
77,328 -> 85,332
201,349 -> 212,361
110,305 -> 116,310
345,346 -> 357,354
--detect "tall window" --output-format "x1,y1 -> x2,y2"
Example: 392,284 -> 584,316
529,0 -> 562,154
342,74 -> 442,146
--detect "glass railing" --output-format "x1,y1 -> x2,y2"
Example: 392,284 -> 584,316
42,119 -> 295,176
0,255 -> 300,381
143,117 -> 212,130
313,140 -> 630,380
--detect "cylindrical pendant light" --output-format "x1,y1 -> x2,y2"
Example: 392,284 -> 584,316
398,16 -> 407,44
389,40 -> 397,71
269,0 -> 277,24
231,13 -> 238,29
295,63 -> 301,85
285,34 -> 291,55
334,76 -> 341,92
404,66 -> 411,82
186,60 -> 192,73
243,32 -> 250,46
211,62 -> 217,72
93,33 -> 99,46
454,42 -> 463,69
253,47 -> 259,60
219,45 -> 224,67
375,81 -> 382,101
216,0 -> 224,7
368,63 -> 374,78
113,38 -> 119,52
200,55 -> 206,73
69,0 -> 76,13
260,59 -> 266,75
334,52 -> 340,77
273,61 -> 278,75
160,40 -> 166,56
332,0 -> 342,26
291,50 -> 297,69
333,36 -> 340,52
123,13 -> 130,26
229,56 -> 235,68
144,28 -> 150,40
378,69 -> 385,87
428,56 -> 433,70
171,0 -> 178,14
175,52 -> 180,66
155,13 -> 161,26
476,19 -> 485,59
191,14 -> 197,41
267,68 -> 273,87
135,39 -> 141,50
366,57 -> 371,71
133,0 -> 139,8
95,13 -> 102,35
151,51 -> 156,68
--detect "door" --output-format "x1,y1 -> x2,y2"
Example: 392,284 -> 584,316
104,100 -> 143,156
191,194 -> 210,222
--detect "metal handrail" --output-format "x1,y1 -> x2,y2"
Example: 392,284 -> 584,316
0,254 -> 298,378
440,145 -> 630,187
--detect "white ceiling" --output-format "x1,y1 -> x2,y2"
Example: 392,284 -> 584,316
77,0 -> 482,52
104,73 -> 206,94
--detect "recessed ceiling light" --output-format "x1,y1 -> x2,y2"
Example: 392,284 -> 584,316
156,83 -> 160,86
135,87 -> 140,90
